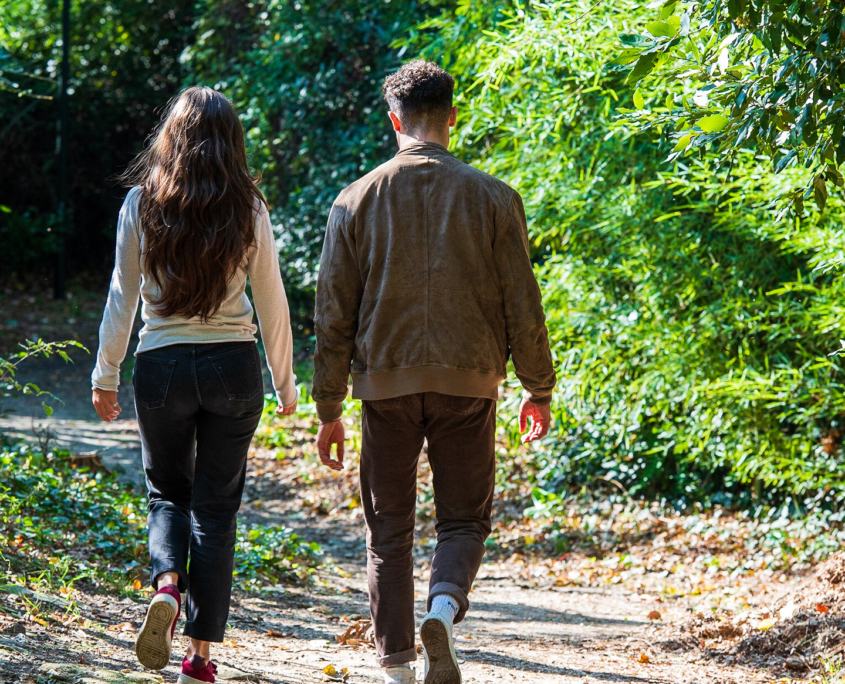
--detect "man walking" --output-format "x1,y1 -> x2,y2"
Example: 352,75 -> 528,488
312,60 -> 556,684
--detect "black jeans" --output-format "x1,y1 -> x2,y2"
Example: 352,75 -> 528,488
360,393 -> 497,666
134,341 -> 264,643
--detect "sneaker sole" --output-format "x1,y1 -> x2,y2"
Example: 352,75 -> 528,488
421,617 -> 461,684
135,594 -> 178,670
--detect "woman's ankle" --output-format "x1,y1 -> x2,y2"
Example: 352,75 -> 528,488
155,571 -> 180,590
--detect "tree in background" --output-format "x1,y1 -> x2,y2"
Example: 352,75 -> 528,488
616,0 -> 845,216
0,0 -> 194,275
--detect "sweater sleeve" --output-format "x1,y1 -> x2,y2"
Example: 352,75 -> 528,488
493,191 -> 557,405
248,206 -> 297,408
312,201 -> 362,423
91,189 -> 143,392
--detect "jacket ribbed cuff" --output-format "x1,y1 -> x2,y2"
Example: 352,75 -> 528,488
316,401 -> 344,423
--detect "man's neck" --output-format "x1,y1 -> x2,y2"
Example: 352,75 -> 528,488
396,129 -> 449,151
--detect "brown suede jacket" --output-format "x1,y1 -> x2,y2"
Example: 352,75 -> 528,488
312,141 -> 556,422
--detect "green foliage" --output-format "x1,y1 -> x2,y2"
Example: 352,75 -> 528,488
235,526 -> 323,589
0,339 -> 85,418
615,0 -> 845,213
0,443 -> 148,591
0,443 -> 324,594
0,0 -> 194,273
417,0 -> 845,504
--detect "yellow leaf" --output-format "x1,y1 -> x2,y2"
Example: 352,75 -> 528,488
757,617 -> 777,631
323,665 -> 337,676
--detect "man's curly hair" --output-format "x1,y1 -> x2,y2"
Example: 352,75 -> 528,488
382,60 -> 454,133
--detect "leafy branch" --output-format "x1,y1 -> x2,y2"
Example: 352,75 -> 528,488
615,0 -> 845,215
0,340 -> 87,419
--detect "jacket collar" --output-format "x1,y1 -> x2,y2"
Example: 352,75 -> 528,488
394,141 -> 453,158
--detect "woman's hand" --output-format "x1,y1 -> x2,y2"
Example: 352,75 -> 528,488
92,388 -> 121,422
275,400 -> 298,417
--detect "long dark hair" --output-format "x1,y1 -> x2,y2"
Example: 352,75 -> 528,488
120,86 -> 265,321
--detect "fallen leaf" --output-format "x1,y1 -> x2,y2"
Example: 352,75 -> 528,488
107,621 -> 136,633
778,602 -> 797,620
647,610 -> 661,620
322,664 -> 349,682
817,604 -> 830,614
638,652 -> 650,663
267,630 -> 283,637
132,579 -> 143,590
756,617 -> 777,631
336,619 -> 374,648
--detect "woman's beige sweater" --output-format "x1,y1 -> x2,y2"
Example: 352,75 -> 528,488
91,187 -> 297,407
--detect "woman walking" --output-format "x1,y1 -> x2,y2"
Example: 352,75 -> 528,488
91,87 -> 296,683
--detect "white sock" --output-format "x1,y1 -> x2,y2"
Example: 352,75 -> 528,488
430,593 -> 460,622
384,663 -> 414,684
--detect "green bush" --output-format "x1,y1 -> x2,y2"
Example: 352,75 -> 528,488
0,443 -> 324,594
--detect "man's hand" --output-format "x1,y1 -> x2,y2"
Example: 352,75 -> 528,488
316,420 -> 345,471
519,397 -> 551,444
92,388 -> 121,423
275,400 -> 298,416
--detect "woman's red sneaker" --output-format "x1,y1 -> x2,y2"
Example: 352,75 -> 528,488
178,655 -> 218,684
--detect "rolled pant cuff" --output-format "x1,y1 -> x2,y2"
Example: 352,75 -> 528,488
428,581 -> 470,624
377,647 -> 417,667
150,562 -> 188,593
184,620 -> 226,643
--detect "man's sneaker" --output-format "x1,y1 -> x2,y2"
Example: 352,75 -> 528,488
384,664 -> 416,684
135,585 -> 180,670
420,610 -> 461,684
178,655 -> 218,684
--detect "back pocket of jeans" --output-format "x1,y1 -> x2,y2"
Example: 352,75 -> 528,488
209,345 -> 261,401
134,357 -> 176,410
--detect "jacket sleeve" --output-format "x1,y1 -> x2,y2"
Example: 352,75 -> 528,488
312,201 -> 363,422
248,205 -> 297,408
91,189 -> 142,392
493,191 -> 556,405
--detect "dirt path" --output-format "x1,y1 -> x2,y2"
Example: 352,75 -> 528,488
0,401 -> 772,684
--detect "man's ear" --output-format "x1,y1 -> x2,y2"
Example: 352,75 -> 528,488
388,111 -> 402,132
448,106 -> 458,128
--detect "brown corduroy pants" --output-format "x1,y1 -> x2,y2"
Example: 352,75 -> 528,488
360,392 -> 497,667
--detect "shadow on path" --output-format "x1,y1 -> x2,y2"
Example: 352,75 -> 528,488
463,649 -> 659,682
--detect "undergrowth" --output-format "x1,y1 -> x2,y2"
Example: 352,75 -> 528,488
0,442 -> 325,605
